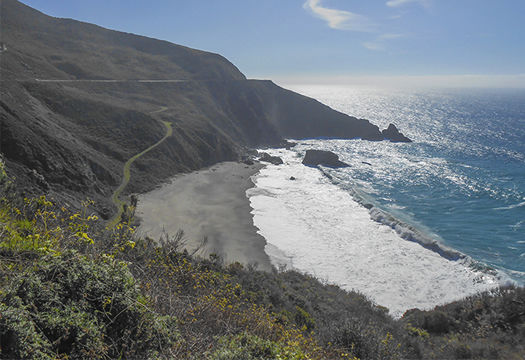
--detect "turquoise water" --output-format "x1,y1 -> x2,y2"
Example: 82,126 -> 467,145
283,86 -> 525,284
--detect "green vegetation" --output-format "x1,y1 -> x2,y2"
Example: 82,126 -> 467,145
0,172 -> 524,359
0,251 -> 178,359
109,106 -> 172,227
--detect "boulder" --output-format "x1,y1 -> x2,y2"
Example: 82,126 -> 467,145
381,124 -> 412,143
302,150 -> 349,168
244,149 -> 259,157
279,140 -> 297,149
259,152 -> 283,165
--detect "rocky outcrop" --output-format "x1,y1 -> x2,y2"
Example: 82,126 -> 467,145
382,124 -> 412,143
259,152 -> 283,165
302,150 -> 349,168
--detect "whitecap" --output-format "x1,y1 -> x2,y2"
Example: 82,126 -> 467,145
495,201 -> 525,211
248,147 -> 500,318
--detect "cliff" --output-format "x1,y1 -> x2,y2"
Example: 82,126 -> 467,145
0,0 -> 406,215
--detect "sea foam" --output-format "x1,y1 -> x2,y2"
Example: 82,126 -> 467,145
247,148 -> 500,318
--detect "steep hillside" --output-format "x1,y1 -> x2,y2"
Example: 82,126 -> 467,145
0,0 -> 404,216
0,0 -> 245,81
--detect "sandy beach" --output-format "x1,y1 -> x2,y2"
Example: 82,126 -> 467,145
135,161 -> 273,271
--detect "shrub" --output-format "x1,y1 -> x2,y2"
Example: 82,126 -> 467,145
0,251 -> 179,359
207,332 -> 307,360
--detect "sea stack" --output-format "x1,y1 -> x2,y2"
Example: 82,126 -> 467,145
302,150 -> 349,168
259,152 -> 284,165
382,124 -> 412,142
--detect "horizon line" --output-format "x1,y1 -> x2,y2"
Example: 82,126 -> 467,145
253,73 -> 525,89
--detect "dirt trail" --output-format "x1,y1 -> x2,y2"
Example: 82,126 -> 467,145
108,106 -> 171,227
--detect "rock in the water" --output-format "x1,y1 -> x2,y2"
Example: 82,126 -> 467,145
279,140 -> 297,149
381,124 -> 412,143
302,150 -> 349,168
259,152 -> 284,165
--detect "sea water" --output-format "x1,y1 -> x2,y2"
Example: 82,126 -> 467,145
246,86 -> 525,317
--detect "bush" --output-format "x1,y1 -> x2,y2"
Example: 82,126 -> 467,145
0,251 -> 179,359
404,309 -> 452,334
207,332 -> 307,360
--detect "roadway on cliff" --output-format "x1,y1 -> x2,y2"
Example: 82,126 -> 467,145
34,79 -> 188,83
31,79 -> 247,83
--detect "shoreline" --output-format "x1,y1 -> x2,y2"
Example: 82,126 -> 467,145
135,161 -> 273,272
248,146 -> 502,317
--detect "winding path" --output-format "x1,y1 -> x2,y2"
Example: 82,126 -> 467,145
108,106 -> 171,227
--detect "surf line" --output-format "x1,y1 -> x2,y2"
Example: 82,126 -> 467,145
108,106 -> 172,227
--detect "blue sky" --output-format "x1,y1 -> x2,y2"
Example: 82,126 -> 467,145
20,0 -> 525,86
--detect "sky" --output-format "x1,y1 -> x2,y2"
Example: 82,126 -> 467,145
18,0 -> 525,87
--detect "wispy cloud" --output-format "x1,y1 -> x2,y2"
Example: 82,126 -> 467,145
389,14 -> 403,19
303,0 -> 376,32
363,42 -> 385,51
303,1 -> 411,51
379,33 -> 404,40
386,0 -> 429,8
363,33 -> 405,51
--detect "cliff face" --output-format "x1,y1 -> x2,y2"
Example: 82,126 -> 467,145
0,0 -> 400,213
230,80 -> 385,141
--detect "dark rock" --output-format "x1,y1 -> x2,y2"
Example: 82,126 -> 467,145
259,152 -> 283,165
302,150 -> 349,168
279,140 -> 297,149
244,149 -> 259,157
289,176 -> 296,180
381,124 -> 412,143
240,154 -> 256,165
100,207 -> 110,220
241,153 -> 257,165
130,194 -> 138,207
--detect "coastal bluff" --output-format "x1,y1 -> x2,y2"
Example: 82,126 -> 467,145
1,0 -> 409,215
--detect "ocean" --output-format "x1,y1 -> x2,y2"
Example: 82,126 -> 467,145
247,85 -> 525,317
